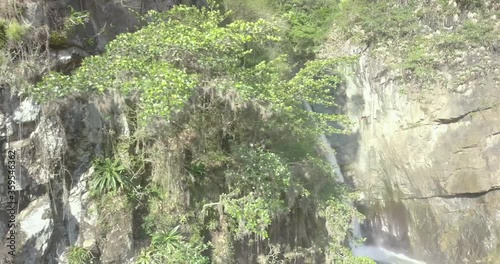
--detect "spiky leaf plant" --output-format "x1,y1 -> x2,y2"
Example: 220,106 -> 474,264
90,157 -> 130,196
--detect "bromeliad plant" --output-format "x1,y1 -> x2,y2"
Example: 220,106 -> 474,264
151,225 -> 183,250
66,246 -> 94,264
135,226 -> 209,264
89,157 -> 131,196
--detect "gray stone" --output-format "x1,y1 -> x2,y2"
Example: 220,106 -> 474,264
50,47 -> 90,72
16,195 -> 54,264
68,168 -> 97,248
12,99 -> 40,124
24,1 -> 47,28
29,115 -> 67,187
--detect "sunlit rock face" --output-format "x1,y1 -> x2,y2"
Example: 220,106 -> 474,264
316,36 -> 500,263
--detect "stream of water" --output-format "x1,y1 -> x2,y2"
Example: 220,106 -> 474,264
304,102 -> 427,264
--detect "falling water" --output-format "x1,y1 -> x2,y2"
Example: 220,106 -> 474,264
304,102 -> 427,264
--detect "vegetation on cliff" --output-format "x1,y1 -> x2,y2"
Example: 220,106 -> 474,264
29,4 -> 373,264
322,0 -> 499,91
1,0 -> 497,262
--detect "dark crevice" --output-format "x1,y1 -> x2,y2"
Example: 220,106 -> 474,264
435,106 -> 493,124
490,131 -> 500,137
401,186 -> 500,200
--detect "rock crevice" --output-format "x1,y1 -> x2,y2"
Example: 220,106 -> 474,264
435,105 -> 495,125
401,186 -> 500,200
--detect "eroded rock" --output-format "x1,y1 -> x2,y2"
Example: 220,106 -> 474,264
16,195 -> 54,264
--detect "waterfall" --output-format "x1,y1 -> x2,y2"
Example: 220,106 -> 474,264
304,102 -> 427,264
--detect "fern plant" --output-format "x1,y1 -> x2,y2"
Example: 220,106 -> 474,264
90,157 -> 130,196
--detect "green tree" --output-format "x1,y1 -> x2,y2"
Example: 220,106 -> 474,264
34,5 -> 369,263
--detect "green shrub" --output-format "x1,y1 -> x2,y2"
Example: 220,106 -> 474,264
223,0 -> 276,21
66,246 -> 94,264
64,7 -> 89,32
47,7 -> 88,47
34,6 -> 348,137
434,20 -> 497,49
187,162 -> 207,178
222,0 -> 339,61
433,26 -> 495,50
224,195 -> 283,239
151,225 -> 183,250
226,147 -> 291,199
456,0 -> 483,10
461,20 -> 496,44
34,5 -> 364,262
334,0 -> 419,43
400,43 -> 437,78
278,0 -> 338,60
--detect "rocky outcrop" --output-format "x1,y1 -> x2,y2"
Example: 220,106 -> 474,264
0,86 -> 131,263
4,0 -> 497,263
320,34 -> 500,263
23,0 -> 181,51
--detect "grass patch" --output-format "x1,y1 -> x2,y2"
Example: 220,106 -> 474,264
5,20 -> 27,42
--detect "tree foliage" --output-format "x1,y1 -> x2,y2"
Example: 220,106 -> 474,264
33,5 -> 350,137
33,4 -> 370,263
217,0 -> 339,61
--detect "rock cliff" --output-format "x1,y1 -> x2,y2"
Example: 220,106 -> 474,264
318,1 -> 500,262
